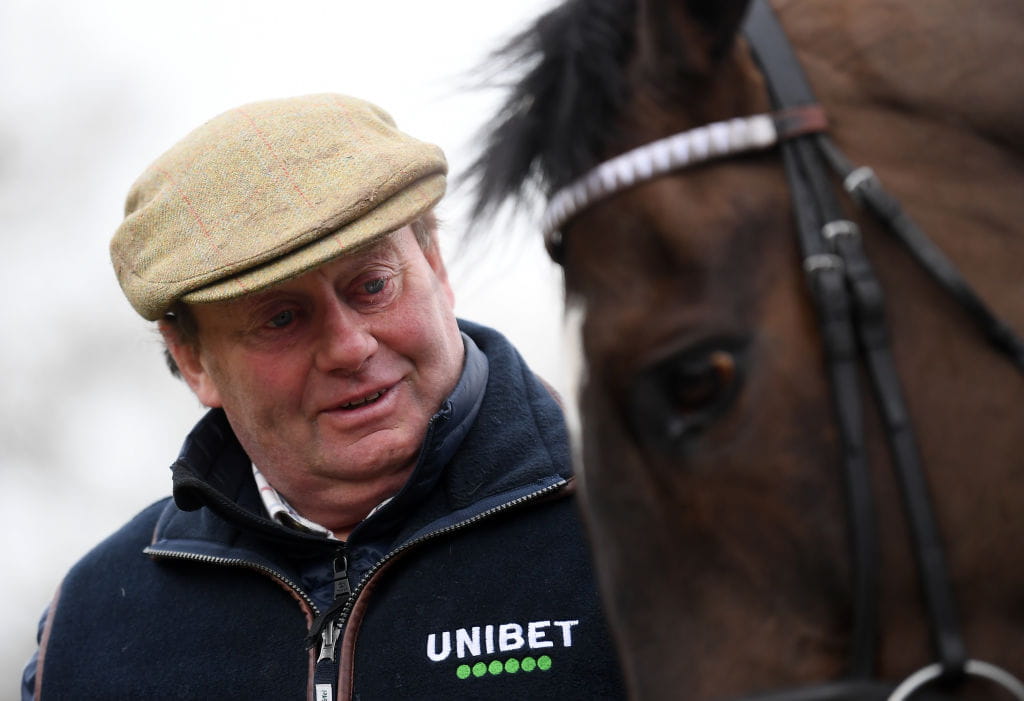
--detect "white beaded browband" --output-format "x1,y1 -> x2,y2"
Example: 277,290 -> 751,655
540,106 -> 827,255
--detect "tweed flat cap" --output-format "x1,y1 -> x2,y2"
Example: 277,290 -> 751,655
111,93 -> 447,320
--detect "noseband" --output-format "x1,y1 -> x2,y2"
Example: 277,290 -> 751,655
542,1 -> 1024,699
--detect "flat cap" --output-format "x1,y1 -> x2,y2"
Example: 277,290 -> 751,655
111,93 -> 447,320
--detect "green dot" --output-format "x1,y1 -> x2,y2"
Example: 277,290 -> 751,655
505,658 -> 520,674
472,662 -> 488,678
456,665 -> 471,680
521,656 -> 536,672
488,660 -> 503,675
538,655 -> 552,671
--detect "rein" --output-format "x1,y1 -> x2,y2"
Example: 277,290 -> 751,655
541,1 -> 1024,698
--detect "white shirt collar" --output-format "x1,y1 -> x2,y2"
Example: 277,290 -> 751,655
252,464 -> 339,540
252,463 -> 395,540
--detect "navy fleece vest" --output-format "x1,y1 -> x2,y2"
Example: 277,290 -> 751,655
36,321 -> 625,700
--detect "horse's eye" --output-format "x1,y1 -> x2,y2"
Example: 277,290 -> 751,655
627,341 -> 746,454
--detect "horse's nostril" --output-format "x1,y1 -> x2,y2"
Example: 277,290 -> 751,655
627,340 -> 747,454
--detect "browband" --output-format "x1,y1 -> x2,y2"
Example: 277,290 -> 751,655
541,104 -> 827,259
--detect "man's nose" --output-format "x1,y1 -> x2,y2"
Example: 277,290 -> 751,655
315,297 -> 379,374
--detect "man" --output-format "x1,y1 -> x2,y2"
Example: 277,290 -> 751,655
25,94 -> 624,699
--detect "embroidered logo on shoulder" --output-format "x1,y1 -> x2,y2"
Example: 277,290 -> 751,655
426,619 -> 579,680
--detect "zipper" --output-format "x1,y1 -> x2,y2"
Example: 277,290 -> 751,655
312,478 -> 568,698
146,545 -> 351,701
341,479 -> 565,628
146,478 -> 567,701
142,547 -> 321,615
313,552 -> 350,701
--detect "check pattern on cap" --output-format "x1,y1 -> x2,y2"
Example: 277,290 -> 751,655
111,93 -> 447,320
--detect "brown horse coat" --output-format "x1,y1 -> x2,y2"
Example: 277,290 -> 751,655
470,0 -> 1024,698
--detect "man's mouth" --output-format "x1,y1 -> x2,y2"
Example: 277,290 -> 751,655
339,389 -> 386,410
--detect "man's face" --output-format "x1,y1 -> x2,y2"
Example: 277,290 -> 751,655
167,226 -> 464,527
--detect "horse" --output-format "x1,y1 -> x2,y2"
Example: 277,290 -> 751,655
466,0 -> 1024,698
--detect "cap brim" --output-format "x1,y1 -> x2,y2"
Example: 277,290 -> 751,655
181,173 -> 445,306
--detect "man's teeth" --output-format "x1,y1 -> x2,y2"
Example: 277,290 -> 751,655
341,391 -> 384,409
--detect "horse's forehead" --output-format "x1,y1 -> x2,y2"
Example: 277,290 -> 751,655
562,180 -> 798,374
565,159 -> 790,292
615,43 -> 772,154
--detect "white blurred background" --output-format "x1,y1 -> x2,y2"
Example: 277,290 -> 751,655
0,0 -> 567,688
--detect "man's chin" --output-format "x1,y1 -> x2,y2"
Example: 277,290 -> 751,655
317,431 -> 422,483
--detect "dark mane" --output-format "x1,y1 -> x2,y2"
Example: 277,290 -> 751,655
465,0 -> 637,222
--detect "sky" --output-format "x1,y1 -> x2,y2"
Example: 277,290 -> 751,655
0,0 -> 567,684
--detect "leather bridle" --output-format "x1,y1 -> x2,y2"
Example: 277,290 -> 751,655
541,1 -> 1024,698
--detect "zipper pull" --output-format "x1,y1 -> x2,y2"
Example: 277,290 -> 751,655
314,621 -> 341,701
332,553 -> 351,600
306,553 -> 351,659
312,551 -> 351,701
317,619 -> 341,663
314,619 -> 341,700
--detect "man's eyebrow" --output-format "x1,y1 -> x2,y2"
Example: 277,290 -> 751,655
350,236 -> 401,261
237,235 -> 404,304
229,288 -> 303,319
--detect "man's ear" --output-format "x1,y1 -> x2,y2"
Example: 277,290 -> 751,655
158,319 -> 223,408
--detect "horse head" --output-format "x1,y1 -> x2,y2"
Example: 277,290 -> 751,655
469,0 -> 1024,698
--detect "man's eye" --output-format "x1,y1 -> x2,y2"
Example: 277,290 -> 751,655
363,277 -> 387,295
267,310 -> 294,328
